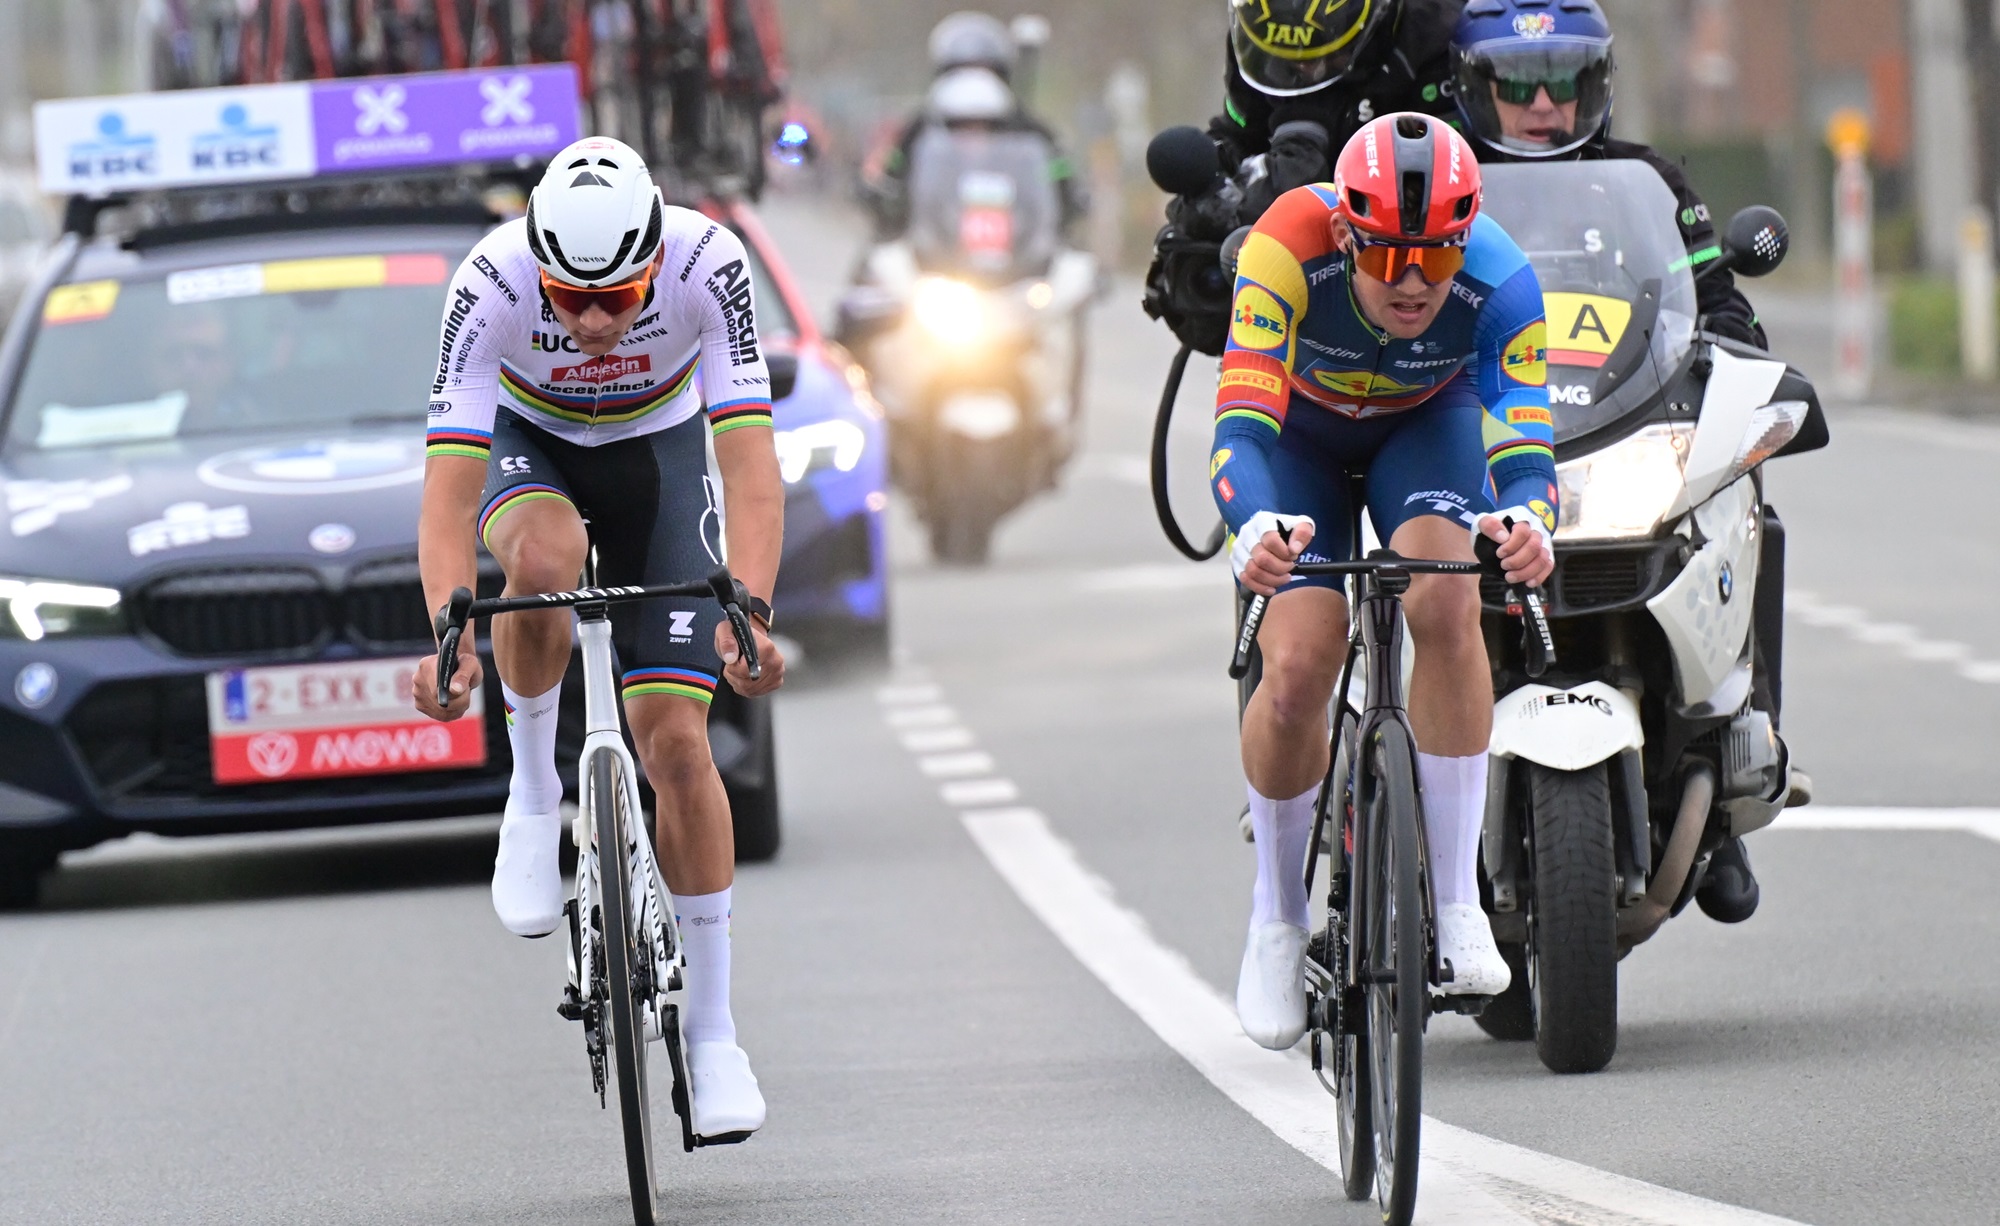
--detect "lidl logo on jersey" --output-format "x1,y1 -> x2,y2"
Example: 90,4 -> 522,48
1528,499 -> 1556,532
549,353 -> 651,385
1210,448 -> 1232,478
1311,369 -> 1423,400
191,103 -> 283,172
1502,321 -> 1549,387
1231,285 -> 1288,352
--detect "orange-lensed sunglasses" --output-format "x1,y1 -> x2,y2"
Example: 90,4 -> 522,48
1349,233 -> 1468,286
539,263 -> 658,317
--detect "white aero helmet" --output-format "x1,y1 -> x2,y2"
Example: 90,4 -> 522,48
525,137 -> 665,288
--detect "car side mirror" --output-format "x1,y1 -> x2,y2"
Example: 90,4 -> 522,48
1723,206 -> 1789,278
766,350 -> 799,401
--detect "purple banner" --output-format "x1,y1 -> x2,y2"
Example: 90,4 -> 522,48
310,64 -> 581,173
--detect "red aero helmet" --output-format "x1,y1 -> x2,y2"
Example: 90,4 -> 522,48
1331,113 -> 1483,242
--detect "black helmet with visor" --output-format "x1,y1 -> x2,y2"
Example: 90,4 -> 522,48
1229,0 -> 1399,98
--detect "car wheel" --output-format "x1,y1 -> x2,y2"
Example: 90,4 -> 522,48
0,840 -> 56,911
722,696 -> 780,863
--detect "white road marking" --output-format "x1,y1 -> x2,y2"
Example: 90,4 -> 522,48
1789,590 -> 2000,684
918,752 -> 996,779
900,727 -> 976,753
1774,806 -> 2000,844
883,704 -> 958,728
962,807 -> 1807,1226
876,683 -> 944,706
1080,562 -> 1231,593
942,778 -> 1019,807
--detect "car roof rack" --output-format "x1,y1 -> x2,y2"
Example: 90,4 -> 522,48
36,66 -> 579,240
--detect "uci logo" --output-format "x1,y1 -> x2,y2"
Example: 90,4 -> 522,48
531,330 -> 579,353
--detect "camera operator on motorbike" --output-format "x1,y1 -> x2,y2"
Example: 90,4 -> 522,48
1145,0 -> 1463,354
414,137 -> 785,1138
1452,0 -> 1804,923
1220,114 -> 1556,1049
862,11 -> 1086,243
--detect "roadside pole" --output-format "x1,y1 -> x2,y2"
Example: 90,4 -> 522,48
1828,110 -> 1873,400
1960,209 -> 1998,382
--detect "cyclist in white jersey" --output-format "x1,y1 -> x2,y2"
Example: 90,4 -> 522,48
414,137 -> 784,1139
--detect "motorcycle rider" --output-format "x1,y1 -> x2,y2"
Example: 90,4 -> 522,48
863,11 -> 1085,242
1217,114 -> 1555,1048
1146,0 -> 1464,353
1453,0 -> 1796,922
1451,0 -> 1762,346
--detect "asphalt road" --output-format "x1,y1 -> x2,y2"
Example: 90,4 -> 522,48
4,192 -> 1999,1225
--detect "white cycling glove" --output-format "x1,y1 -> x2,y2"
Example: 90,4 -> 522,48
1230,511 -> 1316,582
1474,506 -> 1555,558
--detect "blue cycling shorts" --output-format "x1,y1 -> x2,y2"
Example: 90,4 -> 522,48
1262,374 -> 1496,592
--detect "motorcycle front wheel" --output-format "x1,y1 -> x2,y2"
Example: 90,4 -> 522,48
1525,762 -> 1620,1074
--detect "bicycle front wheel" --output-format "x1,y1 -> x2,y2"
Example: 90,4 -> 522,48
592,748 -> 661,1226
1361,720 -> 1426,1226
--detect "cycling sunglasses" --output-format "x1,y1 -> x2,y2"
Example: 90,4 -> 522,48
539,264 -> 657,317
1348,233 -> 1467,285
1494,75 -> 1583,105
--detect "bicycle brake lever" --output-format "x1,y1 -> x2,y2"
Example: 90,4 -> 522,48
1230,593 -> 1268,681
706,567 -> 763,682
433,586 -> 474,709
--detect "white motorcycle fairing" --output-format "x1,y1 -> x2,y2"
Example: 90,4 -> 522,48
1646,475 -> 1760,712
1672,345 -> 1789,516
1489,680 -> 1644,771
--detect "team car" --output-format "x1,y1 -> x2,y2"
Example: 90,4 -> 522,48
0,70 -> 887,908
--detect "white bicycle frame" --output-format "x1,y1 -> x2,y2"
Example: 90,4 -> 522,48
571,615 -> 680,1037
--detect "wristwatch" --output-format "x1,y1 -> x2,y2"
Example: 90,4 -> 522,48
746,595 -> 774,630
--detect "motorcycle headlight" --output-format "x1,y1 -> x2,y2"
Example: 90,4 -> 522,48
911,277 -> 988,346
0,576 -> 125,641
1554,423 -> 1693,542
1717,400 -> 1808,490
773,420 -> 867,484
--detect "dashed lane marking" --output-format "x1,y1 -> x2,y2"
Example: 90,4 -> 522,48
1774,806 -> 2000,844
876,673 -> 1809,1225
918,752 -> 997,779
1790,590 -> 2000,685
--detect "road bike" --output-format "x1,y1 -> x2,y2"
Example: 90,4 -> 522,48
1231,527 -> 1551,1226
434,562 -> 761,1226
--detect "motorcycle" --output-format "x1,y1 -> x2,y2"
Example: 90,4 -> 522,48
836,125 -> 1096,564
1471,160 -> 1827,1073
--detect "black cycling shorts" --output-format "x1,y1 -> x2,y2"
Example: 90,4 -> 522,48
478,409 -> 725,706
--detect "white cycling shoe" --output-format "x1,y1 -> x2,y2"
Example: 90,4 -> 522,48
491,807 -> 564,938
1236,920 -> 1309,1050
688,1042 -> 766,1139
1435,903 -> 1511,995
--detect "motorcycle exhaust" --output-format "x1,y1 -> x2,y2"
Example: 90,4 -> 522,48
1617,760 -> 1716,948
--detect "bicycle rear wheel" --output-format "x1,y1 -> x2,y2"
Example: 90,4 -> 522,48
1362,721 -> 1426,1226
593,748 -> 661,1226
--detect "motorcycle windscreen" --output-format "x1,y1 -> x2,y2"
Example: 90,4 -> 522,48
906,126 -> 1062,281
1479,161 -> 1701,445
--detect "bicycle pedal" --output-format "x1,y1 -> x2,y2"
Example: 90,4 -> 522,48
1429,993 -> 1493,1018
692,1129 -> 755,1148
557,986 -> 586,1023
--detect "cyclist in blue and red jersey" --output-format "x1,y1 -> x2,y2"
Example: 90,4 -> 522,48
1215,113 -> 1555,1051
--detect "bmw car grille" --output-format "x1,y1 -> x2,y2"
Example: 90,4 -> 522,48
134,557 -> 498,658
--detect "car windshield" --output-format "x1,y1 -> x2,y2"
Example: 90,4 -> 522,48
5,247 -> 469,453
1479,161 -> 1700,443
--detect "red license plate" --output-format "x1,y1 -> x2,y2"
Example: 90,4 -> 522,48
205,657 -> 485,785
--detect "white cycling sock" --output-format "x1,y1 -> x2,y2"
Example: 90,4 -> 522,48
501,681 -> 563,816
676,887 -> 736,1047
1249,785 -> 1316,930
1418,752 -> 1488,912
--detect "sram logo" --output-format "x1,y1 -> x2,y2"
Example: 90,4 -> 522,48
549,353 -> 651,384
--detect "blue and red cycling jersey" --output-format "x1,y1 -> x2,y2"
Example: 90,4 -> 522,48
1210,184 -> 1559,537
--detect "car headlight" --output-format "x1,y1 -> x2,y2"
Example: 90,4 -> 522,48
911,276 -> 987,346
1554,423 -> 1693,542
773,419 -> 867,484
0,577 -> 124,641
